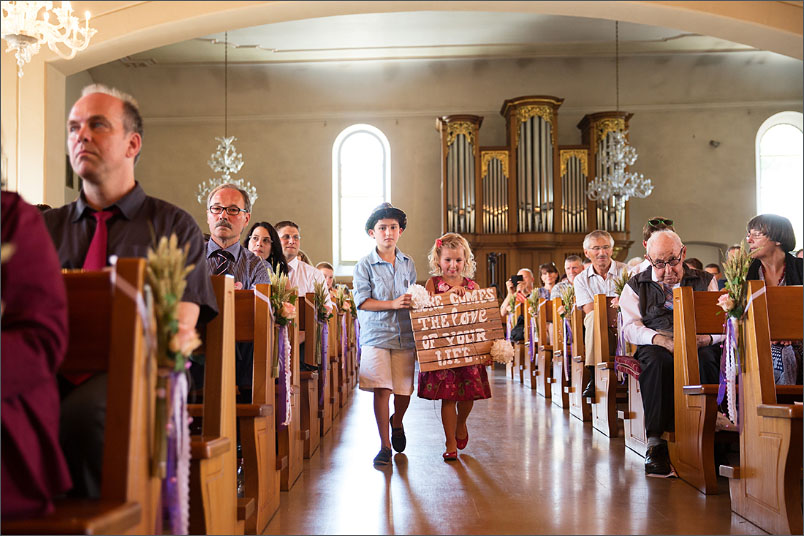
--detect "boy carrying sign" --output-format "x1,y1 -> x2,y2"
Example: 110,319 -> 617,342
353,203 -> 417,466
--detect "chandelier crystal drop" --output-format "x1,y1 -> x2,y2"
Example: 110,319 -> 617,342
1,1 -> 97,77
196,136 -> 258,206
196,31 -> 258,207
586,130 -> 653,210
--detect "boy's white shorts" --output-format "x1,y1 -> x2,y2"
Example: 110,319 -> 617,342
358,346 -> 415,395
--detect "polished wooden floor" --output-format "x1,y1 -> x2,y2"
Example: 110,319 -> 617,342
264,367 -> 766,535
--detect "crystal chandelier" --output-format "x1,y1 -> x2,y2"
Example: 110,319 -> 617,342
196,32 -> 258,207
587,21 -> 653,210
1,1 -> 97,77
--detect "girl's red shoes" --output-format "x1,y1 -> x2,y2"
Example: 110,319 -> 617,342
443,451 -> 458,461
456,431 -> 468,450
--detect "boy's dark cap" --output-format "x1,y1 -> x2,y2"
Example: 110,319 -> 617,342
365,202 -> 407,235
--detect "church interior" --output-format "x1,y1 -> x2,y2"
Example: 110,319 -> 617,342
1,1 -> 802,535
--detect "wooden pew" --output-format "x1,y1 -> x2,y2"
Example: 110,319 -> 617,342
302,293 -> 331,438
328,311 -> 341,415
568,306 -> 592,422
720,282 -> 803,535
590,294 -> 625,438
2,259 -> 155,535
535,298 -> 554,398
550,296 -> 570,409
668,286 -> 728,494
233,285 -> 279,533
299,293 -> 321,456
189,274 -> 239,535
277,290 -> 303,491
336,311 -> 349,407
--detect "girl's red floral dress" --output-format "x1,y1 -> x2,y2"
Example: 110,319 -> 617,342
417,276 -> 492,401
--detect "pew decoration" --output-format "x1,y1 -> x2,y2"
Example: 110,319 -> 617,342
406,283 -> 431,310
559,285 -> 575,381
716,241 -> 753,427
145,234 -> 202,535
526,290 -> 540,364
269,272 -> 297,427
348,291 -> 361,366
313,281 -> 332,407
334,285 -> 353,365
490,338 -> 515,364
612,268 -> 631,358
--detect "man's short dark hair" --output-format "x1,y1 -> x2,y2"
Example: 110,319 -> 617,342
365,203 -> 407,234
704,263 -> 721,271
747,214 -> 797,253
684,257 -> 704,270
275,220 -> 300,232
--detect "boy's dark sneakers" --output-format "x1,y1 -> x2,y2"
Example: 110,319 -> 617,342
390,415 -> 406,452
373,446 -> 392,466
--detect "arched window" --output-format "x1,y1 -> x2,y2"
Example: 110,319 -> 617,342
332,124 -> 391,273
756,111 -> 803,251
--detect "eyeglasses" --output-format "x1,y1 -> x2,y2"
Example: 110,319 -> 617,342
209,205 -> 248,216
279,233 -> 301,242
646,249 -> 685,270
588,245 -> 612,252
648,218 -> 674,227
746,230 -> 767,241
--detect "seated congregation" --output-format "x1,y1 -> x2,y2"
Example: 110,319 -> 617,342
1,82 -> 801,536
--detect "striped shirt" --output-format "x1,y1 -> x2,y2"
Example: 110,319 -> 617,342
205,240 -> 270,290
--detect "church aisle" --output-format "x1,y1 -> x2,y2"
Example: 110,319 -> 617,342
264,367 -> 765,535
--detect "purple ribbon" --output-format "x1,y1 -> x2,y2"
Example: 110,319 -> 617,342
341,314 -> 348,370
717,317 -> 742,431
318,321 -> 329,407
277,325 -> 289,430
563,317 -> 572,381
354,318 -> 361,365
529,315 -> 537,363
616,310 -> 626,356
162,371 -> 189,535
506,314 -> 512,341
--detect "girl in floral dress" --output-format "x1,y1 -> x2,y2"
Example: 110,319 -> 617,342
417,233 -> 492,461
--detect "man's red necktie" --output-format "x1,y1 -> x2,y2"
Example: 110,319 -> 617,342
68,210 -> 114,385
82,210 -> 114,271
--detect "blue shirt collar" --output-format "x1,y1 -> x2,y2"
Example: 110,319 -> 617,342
368,247 -> 409,265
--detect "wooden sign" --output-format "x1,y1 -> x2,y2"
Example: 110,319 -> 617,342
410,287 -> 505,372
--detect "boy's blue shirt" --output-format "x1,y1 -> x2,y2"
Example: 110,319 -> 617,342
353,247 -> 417,350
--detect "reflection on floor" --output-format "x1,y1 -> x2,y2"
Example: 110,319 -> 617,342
264,366 -> 765,535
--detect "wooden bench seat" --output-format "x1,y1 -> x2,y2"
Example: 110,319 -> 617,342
720,281 -> 802,534
2,259 -> 157,535
233,285 -> 280,533
189,274 -> 238,534
568,306 -> 592,422
535,298 -> 553,398
277,290 -> 303,491
299,293 -> 321,456
301,293 -> 329,439
590,294 -> 625,439
551,296 -> 570,409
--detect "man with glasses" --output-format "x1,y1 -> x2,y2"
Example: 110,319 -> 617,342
205,184 -> 269,290
275,220 -> 333,309
44,85 -> 217,498
574,230 -> 629,399
620,230 -> 721,476
634,217 -> 675,274
202,184 -> 269,399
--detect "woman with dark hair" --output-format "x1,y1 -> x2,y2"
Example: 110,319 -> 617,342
746,214 -> 803,384
244,221 -> 288,276
537,262 -> 559,299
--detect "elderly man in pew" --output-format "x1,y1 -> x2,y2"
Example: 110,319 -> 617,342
620,230 -> 721,476
202,183 -> 270,400
43,84 -> 218,498
573,230 -> 628,399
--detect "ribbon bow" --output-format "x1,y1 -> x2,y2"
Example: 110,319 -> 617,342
435,238 -> 442,248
